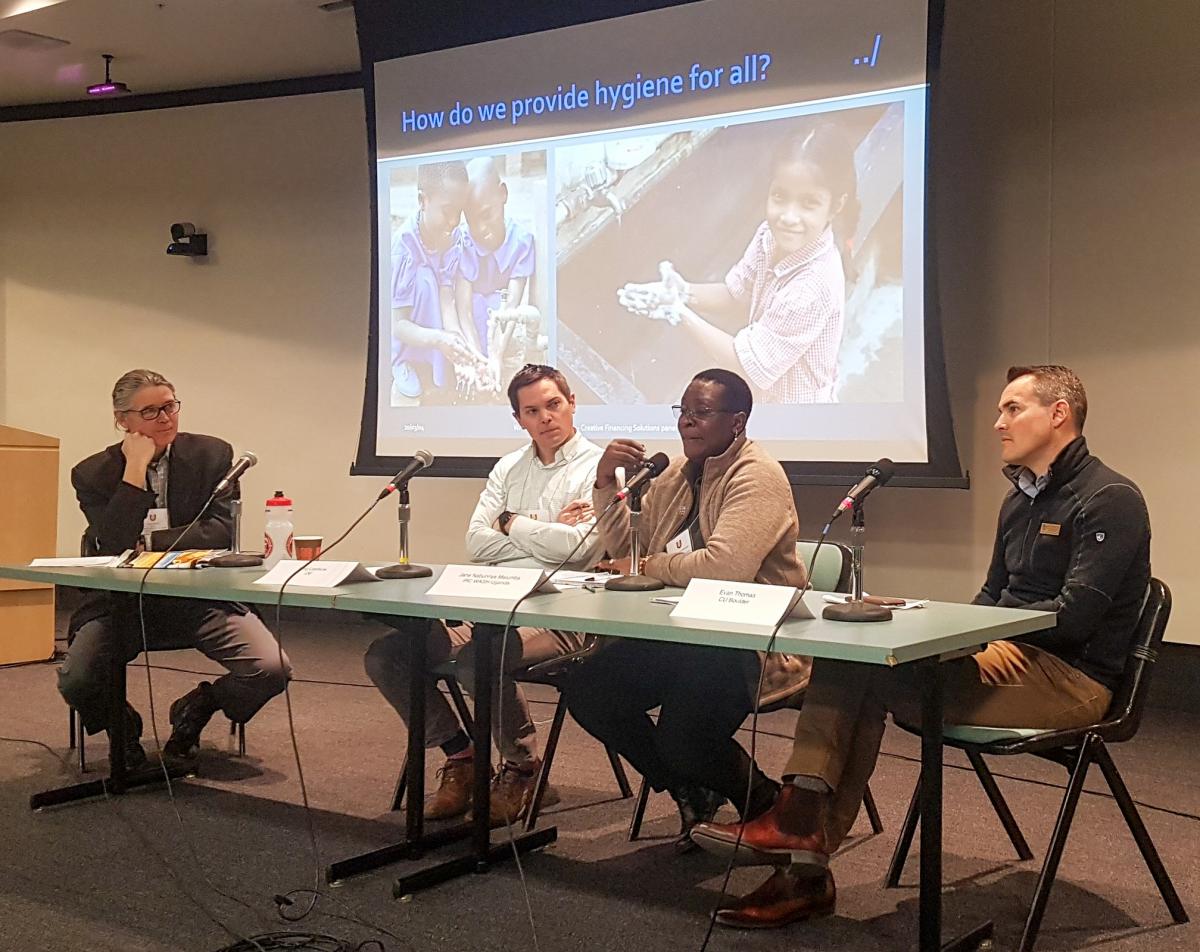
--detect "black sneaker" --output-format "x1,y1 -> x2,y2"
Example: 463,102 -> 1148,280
106,703 -> 148,770
163,682 -> 219,761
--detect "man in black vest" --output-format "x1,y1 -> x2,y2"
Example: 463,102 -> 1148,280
691,364 -> 1151,929
61,369 -> 291,767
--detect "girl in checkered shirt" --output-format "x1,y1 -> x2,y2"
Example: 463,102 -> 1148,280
618,123 -> 859,403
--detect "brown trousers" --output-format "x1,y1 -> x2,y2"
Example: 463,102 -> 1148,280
785,641 -> 1112,850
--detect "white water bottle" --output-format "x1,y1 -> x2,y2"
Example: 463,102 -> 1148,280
263,491 -> 294,568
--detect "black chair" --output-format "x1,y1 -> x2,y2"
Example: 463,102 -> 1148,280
390,634 -> 633,829
626,539 -> 884,841
884,578 -> 1188,952
67,534 -> 247,770
68,657 -> 248,770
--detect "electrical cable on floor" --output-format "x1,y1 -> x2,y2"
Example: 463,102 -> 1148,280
260,487 -> 418,950
118,492 -> 405,951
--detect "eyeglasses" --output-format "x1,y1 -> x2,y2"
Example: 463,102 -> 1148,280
121,400 -> 182,421
671,405 -> 731,422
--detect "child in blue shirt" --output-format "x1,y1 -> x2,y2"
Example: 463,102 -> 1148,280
455,156 -> 537,358
391,160 -> 475,400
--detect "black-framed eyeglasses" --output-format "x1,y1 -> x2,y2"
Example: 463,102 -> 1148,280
671,404 -> 731,422
121,400 -> 182,421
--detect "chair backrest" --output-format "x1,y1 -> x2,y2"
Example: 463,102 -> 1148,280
1103,577 -> 1171,743
796,539 -> 854,594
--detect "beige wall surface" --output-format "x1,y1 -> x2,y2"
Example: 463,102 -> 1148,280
1,1 -> 1197,644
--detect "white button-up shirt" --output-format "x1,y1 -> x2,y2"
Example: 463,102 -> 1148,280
465,430 -> 604,570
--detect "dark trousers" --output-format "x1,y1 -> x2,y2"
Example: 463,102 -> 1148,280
60,597 -> 291,734
564,638 -> 772,808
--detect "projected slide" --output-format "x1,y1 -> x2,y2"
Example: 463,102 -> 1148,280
370,0 -> 932,464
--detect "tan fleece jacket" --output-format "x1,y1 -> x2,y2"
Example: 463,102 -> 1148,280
592,434 -> 811,705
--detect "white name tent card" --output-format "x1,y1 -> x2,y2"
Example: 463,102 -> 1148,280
29,555 -> 124,568
669,578 -> 814,631
253,560 -> 381,588
426,564 -> 560,601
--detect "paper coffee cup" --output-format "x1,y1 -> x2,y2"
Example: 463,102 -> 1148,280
294,535 -> 323,560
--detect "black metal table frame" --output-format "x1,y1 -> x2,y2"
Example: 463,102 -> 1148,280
25,586 -> 991,950
325,623 -> 556,893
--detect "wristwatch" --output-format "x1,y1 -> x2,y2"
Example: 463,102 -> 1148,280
498,510 -> 516,534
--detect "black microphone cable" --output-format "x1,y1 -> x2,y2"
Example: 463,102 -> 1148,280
484,496 -> 623,952
126,488 -> 275,952
696,530 -> 830,952
128,479 -> 408,951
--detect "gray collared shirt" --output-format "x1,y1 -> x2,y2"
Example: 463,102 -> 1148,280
147,445 -> 172,507
1017,466 -> 1050,499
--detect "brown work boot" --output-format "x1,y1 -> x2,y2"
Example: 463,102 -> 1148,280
690,783 -> 832,872
485,760 -> 558,829
423,756 -> 477,821
714,868 -> 836,929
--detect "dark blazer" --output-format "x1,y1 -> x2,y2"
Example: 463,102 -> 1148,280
68,432 -> 243,638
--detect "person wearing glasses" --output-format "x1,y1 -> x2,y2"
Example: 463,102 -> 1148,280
59,369 -> 291,769
564,368 -> 811,852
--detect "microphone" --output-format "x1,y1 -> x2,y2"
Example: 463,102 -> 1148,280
214,451 -> 258,496
377,449 -> 435,500
829,459 -> 894,523
614,452 -> 670,502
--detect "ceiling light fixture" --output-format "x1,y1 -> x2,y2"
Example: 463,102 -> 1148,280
86,53 -> 130,96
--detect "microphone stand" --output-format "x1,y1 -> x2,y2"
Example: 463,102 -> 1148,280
376,485 -> 433,579
605,485 -> 664,592
209,496 -> 264,568
822,499 -> 891,622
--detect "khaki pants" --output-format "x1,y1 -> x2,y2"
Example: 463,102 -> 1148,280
785,641 -> 1112,849
364,618 -> 584,765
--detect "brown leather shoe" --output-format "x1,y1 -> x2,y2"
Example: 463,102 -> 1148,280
714,868 -> 835,929
690,784 -> 831,870
485,760 -> 558,828
423,756 -> 476,821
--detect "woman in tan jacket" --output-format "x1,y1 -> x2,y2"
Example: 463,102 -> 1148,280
565,368 -> 809,852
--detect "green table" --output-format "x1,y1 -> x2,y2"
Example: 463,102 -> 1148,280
1,562 -> 1054,952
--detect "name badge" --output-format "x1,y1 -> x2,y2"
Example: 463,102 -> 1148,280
1039,523 -> 1061,536
666,526 -> 694,555
142,508 -> 170,546
519,509 -> 552,523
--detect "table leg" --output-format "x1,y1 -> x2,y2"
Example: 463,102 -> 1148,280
918,658 -> 994,952
405,626 -> 427,848
327,621 -> 555,889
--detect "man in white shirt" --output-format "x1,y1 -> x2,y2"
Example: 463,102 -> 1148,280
365,364 -> 603,826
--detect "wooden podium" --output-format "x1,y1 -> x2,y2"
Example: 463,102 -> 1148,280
0,425 -> 59,664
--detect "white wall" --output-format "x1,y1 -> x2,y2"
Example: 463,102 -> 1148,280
1,0 -> 1198,646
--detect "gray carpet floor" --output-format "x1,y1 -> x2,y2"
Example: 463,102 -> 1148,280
0,612 -> 1196,952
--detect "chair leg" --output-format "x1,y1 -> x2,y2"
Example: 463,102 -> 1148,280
236,722 -> 246,757
68,707 -> 77,751
78,712 -> 89,774
390,676 -> 475,814
525,697 -> 568,831
445,678 -> 475,735
391,752 -> 409,812
967,748 -> 1033,861
885,772 -> 922,887
628,778 -> 651,841
1092,740 -> 1189,924
607,747 -> 633,799
862,782 -> 884,835
1019,735 -> 1095,952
